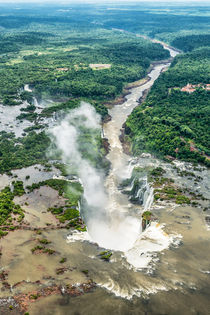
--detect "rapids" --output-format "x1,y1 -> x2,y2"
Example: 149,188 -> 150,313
67,45 -> 181,268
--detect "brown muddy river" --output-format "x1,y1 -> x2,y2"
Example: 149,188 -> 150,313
0,44 -> 210,315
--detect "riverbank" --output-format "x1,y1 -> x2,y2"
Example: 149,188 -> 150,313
102,57 -> 172,110
1,34 -> 209,315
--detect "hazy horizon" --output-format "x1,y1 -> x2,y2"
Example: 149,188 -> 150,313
0,0 -> 209,4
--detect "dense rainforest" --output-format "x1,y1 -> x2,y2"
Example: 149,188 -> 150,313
0,9 -> 170,174
0,30 -> 168,106
0,4 -> 209,174
125,39 -> 210,166
0,4 -> 209,313
171,34 -> 210,52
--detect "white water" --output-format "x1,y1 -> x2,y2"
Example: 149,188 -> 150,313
67,44 -> 181,270
24,84 -> 33,92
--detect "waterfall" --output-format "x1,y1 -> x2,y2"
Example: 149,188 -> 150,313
130,176 -> 154,210
78,201 -> 81,213
53,112 -> 56,121
130,178 -> 136,191
24,84 -> 33,92
9,182 -> 14,193
143,184 -> 154,210
33,97 -> 39,107
101,127 -> 105,138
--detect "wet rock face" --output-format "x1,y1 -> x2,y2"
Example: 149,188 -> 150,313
129,179 -> 148,204
141,211 -> 152,231
121,174 -> 153,207
102,138 -> 110,155
140,153 -> 152,159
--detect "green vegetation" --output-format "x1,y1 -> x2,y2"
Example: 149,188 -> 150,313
0,131 -> 50,173
0,4 -> 208,243
12,181 -> 25,196
125,47 -> 210,166
31,245 -> 55,255
38,238 -> 51,245
154,184 -> 191,204
99,250 -> 112,262
29,293 -> 40,300
149,167 -> 174,187
147,167 -> 200,204
48,205 -> 80,224
66,218 -> 87,232
172,34 -> 210,52
27,178 -> 69,196
0,185 -> 25,235
0,23 -> 168,119
26,178 -> 86,229
142,211 -> 152,231
27,179 -> 83,205
82,270 -> 89,275
142,211 -> 152,221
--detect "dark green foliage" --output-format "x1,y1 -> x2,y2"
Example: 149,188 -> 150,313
82,270 -> 89,275
12,181 -> 25,196
26,178 -> 67,195
0,186 -> 25,229
99,250 -> 112,261
0,230 -> 8,238
142,211 -> 152,221
154,185 -> 192,204
142,211 -> 152,230
172,34 -> 210,52
31,245 -> 45,253
17,112 -> 38,121
66,217 -> 87,232
3,97 -> 21,106
41,99 -> 80,117
53,163 -> 68,177
20,91 -> 33,104
175,195 -> 191,204
31,245 -> 55,255
20,105 -> 36,112
0,17 -> 168,111
38,238 -> 51,245
29,294 -> 40,300
27,179 -> 83,224
23,125 -> 44,132
150,167 -> 165,177
27,179 -> 83,199
126,48 -> 210,165
0,131 -> 50,173
56,208 -> 80,223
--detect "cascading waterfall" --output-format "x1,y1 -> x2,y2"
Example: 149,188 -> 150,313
53,55 -> 179,270
143,183 -> 154,211
135,177 -> 154,210
33,97 -> 39,107
24,84 -> 32,92
128,175 -> 154,211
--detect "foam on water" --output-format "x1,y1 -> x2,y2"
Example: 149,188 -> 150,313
67,222 -> 182,271
124,223 -> 182,270
97,280 -> 169,300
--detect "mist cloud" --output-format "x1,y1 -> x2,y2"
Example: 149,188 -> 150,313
50,102 -> 108,216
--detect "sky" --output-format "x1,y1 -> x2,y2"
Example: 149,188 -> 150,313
0,0 -> 209,3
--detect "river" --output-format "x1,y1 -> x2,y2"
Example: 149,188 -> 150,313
36,44 -> 209,313
67,45 -> 181,259
1,41 -> 210,314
